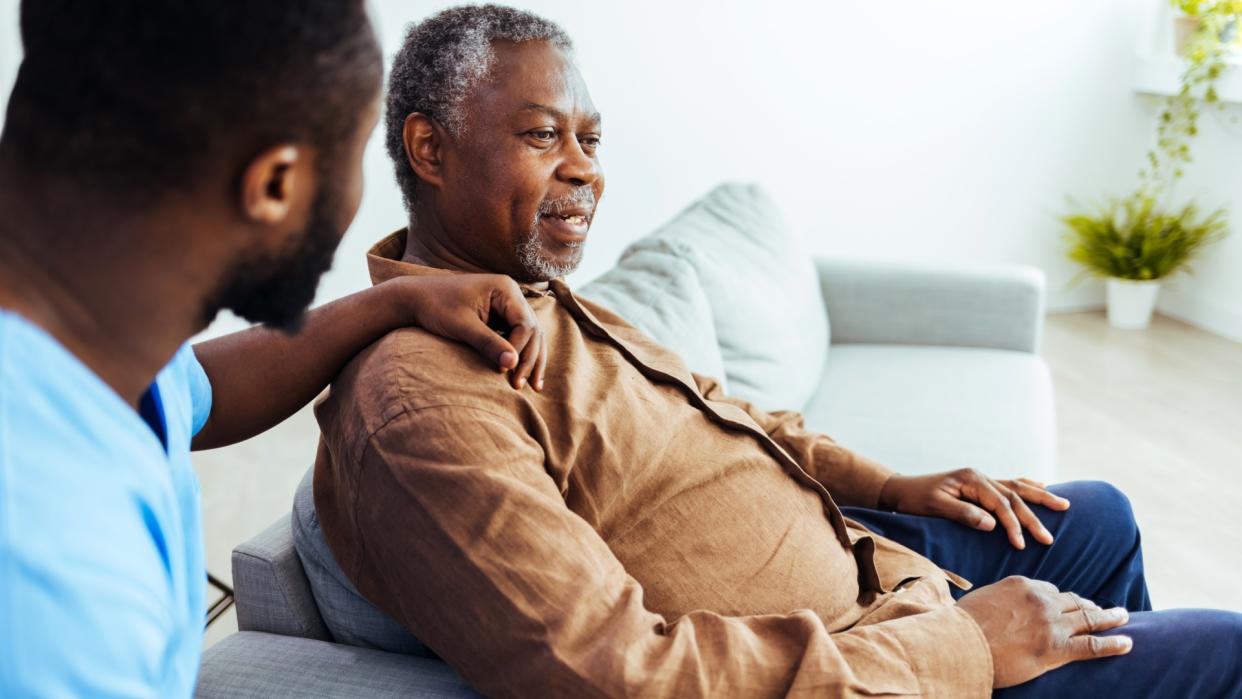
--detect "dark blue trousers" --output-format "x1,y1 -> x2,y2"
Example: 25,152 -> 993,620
842,481 -> 1242,698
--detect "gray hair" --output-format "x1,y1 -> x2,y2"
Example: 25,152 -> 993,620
385,4 -> 573,211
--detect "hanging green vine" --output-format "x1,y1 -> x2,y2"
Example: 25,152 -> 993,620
1138,0 -> 1240,201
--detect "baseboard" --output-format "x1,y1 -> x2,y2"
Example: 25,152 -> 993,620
1156,288 -> 1242,344
1044,282 -> 1242,343
1046,301 -> 1106,314
1046,284 -> 1105,314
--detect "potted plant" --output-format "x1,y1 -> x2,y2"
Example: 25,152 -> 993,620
1063,0 -> 1234,329
1063,196 -> 1226,328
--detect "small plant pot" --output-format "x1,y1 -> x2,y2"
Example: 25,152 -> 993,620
1107,279 -> 1161,329
1174,15 -> 1201,56
1173,14 -> 1240,56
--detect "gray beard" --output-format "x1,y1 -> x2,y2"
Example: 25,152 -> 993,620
515,225 -> 583,281
515,186 -> 595,281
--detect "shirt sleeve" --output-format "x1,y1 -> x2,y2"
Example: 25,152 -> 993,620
691,373 -> 896,509
329,404 -> 991,699
183,345 -> 213,437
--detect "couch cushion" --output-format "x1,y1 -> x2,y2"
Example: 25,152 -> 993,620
292,468 -> 433,657
802,345 -> 1056,483
579,245 -> 727,387
626,182 -> 828,411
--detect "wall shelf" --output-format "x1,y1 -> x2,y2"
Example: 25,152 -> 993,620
1133,53 -> 1242,104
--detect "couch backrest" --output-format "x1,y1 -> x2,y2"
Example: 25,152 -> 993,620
231,512 -> 331,641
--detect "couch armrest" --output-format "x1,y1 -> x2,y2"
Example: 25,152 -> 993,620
232,514 -> 331,641
816,258 -> 1046,353
197,632 -> 481,699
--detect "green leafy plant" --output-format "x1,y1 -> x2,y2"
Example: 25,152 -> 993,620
1063,195 -> 1227,280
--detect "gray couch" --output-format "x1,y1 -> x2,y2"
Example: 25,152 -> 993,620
196,183 -> 1053,697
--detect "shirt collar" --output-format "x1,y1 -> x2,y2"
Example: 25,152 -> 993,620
366,228 -> 555,298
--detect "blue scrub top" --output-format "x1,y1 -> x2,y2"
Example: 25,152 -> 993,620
0,310 -> 212,697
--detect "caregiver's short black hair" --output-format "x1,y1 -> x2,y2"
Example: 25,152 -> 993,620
0,0 -> 382,200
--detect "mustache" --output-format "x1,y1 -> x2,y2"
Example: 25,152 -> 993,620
537,187 -> 596,218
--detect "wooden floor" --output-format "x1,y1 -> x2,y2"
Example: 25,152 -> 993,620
195,310 -> 1242,647
1043,311 -> 1242,611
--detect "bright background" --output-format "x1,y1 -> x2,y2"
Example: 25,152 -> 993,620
1,0 -> 1239,341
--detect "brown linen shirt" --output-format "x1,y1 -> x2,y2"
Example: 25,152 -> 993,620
312,230 -> 994,698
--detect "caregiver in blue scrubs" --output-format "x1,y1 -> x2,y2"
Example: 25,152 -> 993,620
0,2 -> 548,696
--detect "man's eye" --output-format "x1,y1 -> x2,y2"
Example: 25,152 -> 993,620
580,136 -> 602,149
528,129 -> 556,142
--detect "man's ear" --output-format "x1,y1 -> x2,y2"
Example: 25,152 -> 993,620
239,145 -> 303,224
403,112 -> 445,188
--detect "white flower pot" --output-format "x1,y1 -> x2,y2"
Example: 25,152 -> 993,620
1107,279 -> 1161,329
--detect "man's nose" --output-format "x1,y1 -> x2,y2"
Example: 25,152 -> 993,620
556,139 -> 601,187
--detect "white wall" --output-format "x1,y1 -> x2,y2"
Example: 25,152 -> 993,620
1131,0 -> 1242,341
0,0 -> 16,135
1154,110 -> 1242,342
349,0 -> 1155,325
1,1 -> 1237,340
358,0 -> 1150,318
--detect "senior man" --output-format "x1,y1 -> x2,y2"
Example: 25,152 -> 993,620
303,5 -> 1242,698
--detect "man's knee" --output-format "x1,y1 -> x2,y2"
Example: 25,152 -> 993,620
1056,480 -> 1138,538
1057,480 -> 1132,513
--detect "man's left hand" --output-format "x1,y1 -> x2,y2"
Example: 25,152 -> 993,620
878,469 -> 1071,550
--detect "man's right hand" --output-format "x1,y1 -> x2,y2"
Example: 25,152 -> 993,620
956,576 -> 1133,688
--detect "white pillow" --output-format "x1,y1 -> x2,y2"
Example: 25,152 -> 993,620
579,246 -> 729,387
626,183 -> 829,411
